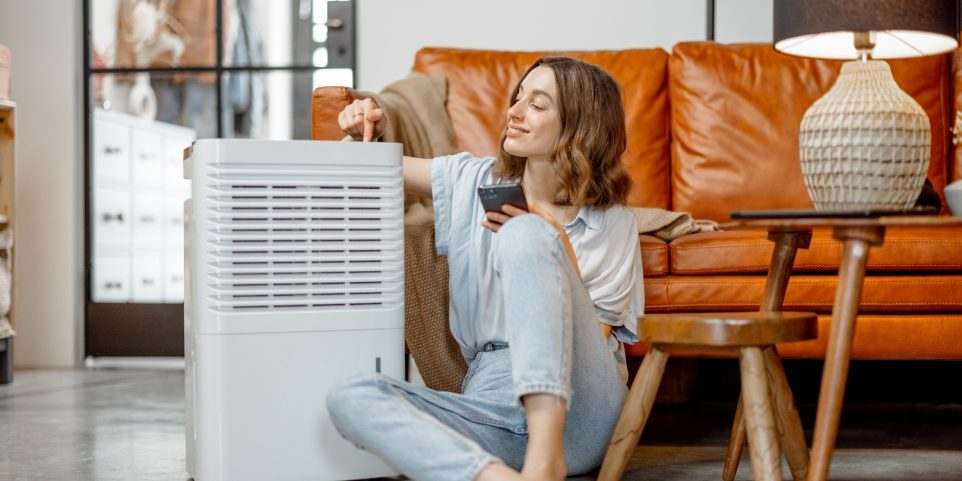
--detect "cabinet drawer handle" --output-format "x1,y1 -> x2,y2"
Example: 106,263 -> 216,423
102,212 -> 125,223
104,281 -> 124,290
104,146 -> 121,155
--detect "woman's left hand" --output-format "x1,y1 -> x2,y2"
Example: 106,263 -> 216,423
484,202 -> 580,275
481,202 -> 566,233
480,204 -> 528,233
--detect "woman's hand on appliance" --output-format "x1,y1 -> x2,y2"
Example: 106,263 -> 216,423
338,98 -> 386,142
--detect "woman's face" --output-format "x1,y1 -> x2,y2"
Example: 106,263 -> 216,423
503,66 -> 562,161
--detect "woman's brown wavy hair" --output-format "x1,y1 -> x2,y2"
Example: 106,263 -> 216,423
494,57 -> 631,209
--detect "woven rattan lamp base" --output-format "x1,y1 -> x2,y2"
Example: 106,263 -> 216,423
799,60 -> 931,210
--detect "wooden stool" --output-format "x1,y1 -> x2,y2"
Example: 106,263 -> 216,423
598,311 -> 818,481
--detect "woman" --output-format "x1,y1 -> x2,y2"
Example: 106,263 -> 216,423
327,57 -> 644,481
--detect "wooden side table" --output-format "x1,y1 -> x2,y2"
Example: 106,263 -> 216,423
601,227 -> 816,481
724,215 -> 962,481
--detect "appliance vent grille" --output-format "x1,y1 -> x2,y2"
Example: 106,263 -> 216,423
204,164 -> 403,313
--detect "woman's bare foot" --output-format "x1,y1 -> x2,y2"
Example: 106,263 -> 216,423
520,394 -> 568,480
475,460 -> 566,481
520,460 -> 567,480
475,462 -> 523,481
475,393 -> 569,481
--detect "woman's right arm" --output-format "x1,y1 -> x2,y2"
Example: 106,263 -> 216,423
338,98 -> 432,196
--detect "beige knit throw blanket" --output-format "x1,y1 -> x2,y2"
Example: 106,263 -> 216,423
404,220 -> 465,393
632,207 -> 719,241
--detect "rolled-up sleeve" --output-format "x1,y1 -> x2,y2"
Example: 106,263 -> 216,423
588,209 -> 645,345
430,152 -> 494,256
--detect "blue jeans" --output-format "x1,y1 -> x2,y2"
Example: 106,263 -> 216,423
326,215 -> 629,481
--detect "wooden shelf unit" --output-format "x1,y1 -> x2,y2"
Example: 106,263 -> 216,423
0,99 -> 14,383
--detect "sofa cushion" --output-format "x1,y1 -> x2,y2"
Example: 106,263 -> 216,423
639,234 -> 668,277
412,47 -> 672,208
669,42 -> 953,222
669,227 -> 962,274
311,86 -> 354,140
642,274 -> 962,313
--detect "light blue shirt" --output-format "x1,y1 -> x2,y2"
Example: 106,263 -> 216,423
432,153 -> 645,361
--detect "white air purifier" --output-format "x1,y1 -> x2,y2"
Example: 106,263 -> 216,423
184,139 -> 404,481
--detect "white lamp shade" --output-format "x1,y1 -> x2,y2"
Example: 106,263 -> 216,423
774,0 -> 960,59
775,30 -> 958,60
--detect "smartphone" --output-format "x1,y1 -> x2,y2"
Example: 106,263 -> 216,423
478,183 -> 527,214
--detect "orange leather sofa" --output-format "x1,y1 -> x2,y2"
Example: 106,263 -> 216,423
311,43 -> 962,360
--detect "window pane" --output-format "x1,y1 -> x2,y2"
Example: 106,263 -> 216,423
89,72 -> 209,304
91,0 -> 218,68
220,70 -> 321,140
93,72 -> 219,138
225,0 -> 352,67
224,0 -> 302,67
312,68 -> 353,89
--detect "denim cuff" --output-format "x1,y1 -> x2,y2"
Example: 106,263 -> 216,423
463,455 -> 501,481
430,156 -> 451,256
514,382 -> 572,408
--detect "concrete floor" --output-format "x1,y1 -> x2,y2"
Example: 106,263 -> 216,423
1,366 -> 961,481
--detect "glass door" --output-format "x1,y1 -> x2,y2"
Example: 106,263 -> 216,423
83,0 -> 355,357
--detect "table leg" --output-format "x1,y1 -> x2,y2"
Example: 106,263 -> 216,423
598,346 -> 670,481
760,229 -> 813,312
740,346 -> 783,481
722,396 -> 746,481
807,226 -> 884,481
725,229 -> 811,481
764,346 -> 808,480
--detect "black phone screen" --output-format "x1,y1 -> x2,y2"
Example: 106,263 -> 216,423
478,183 -> 527,214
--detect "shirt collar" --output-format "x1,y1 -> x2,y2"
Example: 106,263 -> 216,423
563,204 -> 604,231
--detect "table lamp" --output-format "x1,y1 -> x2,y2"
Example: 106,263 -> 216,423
774,0 -> 959,210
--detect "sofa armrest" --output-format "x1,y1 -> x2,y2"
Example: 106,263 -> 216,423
311,86 -> 355,140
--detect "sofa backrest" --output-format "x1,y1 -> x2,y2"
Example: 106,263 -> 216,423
412,47 -> 672,208
669,42 -> 954,221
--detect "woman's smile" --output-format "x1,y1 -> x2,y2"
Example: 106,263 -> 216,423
505,123 -> 529,137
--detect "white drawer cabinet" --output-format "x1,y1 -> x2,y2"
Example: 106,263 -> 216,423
131,252 -> 165,302
132,192 -> 165,247
164,249 -> 185,303
92,186 -> 131,248
164,132 -> 194,192
93,253 -> 131,302
93,117 -> 131,186
91,110 -> 195,303
163,194 -> 187,248
131,129 -> 164,188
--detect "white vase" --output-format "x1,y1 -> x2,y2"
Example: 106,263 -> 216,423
799,60 -> 930,210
